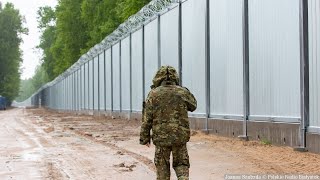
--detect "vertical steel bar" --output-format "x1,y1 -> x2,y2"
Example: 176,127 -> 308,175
178,1 -> 183,85
104,50 -> 107,112
76,70 -> 78,111
205,0 -> 210,131
142,26 -> 146,101
65,77 -> 67,110
130,33 -> 133,114
79,65 -> 83,111
72,71 -> 76,111
72,73 -> 74,111
241,0 -> 250,139
84,63 -> 86,110
120,41 -> 122,112
98,54 -> 100,112
87,62 -> 90,110
111,47 -> 114,111
64,77 -> 66,110
158,15 -> 161,68
92,58 -> 95,111
75,72 -> 77,111
299,0 -> 309,148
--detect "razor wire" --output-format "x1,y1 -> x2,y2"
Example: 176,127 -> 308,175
25,0 -> 180,102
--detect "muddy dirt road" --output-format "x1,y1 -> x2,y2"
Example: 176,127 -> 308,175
0,108 -> 319,180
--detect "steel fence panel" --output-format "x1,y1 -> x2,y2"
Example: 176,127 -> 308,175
181,0 -> 207,116
69,75 -> 72,110
76,72 -> 79,111
88,60 -> 94,110
73,74 -> 75,110
65,77 -> 68,110
144,19 -> 159,96
71,75 -> 73,110
78,70 -> 81,111
74,72 -> 77,111
66,76 -> 70,110
99,52 -> 105,110
66,77 -> 69,110
249,0 -> 300,121
210,0 -> 244,117
63,79 -> 65,108
72,74 -> 75,110
93,56 -> 99,110
160,6 -> 179,69
49,88 -> 51,108
84,63 -> 89,110
59,82 -> 62,109
309,0 -> 320,127
112,44 -> 121,111
51,85 -> 53,109
70,74 -> 73,110
131,29 -> 144,112
105,49 -> 112,110
57,83 -> 59,109
121,37 -> 131,111
64,78 -> 67,110
61,79 -> 64,109
81,65 -> 85,110
54,83 -> 56,109
60,81 -> 62,109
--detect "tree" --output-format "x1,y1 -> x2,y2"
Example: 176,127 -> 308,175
16,64 -> 48,102
35,0 -> 151,86
37,6 -> 57,80
115,0 -> 151,23
31,65 -> 49,91
81,0 -> 121,51
15,78 -> 35,102
0,2 -> 28,104
51,0 -> 88,75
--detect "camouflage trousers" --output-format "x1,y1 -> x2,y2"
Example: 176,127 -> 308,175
154,144 -> 189,180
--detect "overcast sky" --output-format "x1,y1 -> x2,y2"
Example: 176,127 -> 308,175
1,0 -> 57,79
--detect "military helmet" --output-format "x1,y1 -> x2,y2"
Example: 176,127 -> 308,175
152,65 -> 180,88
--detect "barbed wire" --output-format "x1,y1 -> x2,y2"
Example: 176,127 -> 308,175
25,0 -> 180,102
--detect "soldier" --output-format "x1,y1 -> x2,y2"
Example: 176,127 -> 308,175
140,65 -> 197,180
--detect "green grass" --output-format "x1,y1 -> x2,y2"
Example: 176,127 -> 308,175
260,138 -> 272,145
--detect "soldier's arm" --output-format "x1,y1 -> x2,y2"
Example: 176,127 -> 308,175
139,97 -> 153,145
182,87 -> 197,112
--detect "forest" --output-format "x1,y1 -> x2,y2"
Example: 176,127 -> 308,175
14,0 -> 151,102
0,2 -> 28,103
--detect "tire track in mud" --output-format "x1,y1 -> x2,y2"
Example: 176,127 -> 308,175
46,161 -> 70,180
73,130 -> 156,172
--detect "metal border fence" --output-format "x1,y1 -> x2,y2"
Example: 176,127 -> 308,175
14,0 -> 319,149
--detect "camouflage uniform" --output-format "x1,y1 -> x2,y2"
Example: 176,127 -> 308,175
140,66 -> 197,180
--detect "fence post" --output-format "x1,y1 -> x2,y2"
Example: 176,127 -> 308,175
73,73 -> 75,111
130,33 -> 133,115
79,65 -> 83,112
87,62 -> 90,111
83,66 -> 85,111
104,50 -> 107,112
111,47 -> 114,112
205,0 -> 211,132
98,54 -> 100,112
240,0 -> 250,140
178,0 -> 183,85
92,58 -> 95,111
158,15 -> 161,68
119,41 -> 122,112
297,0 -> 309,150
142,25 -> 146,101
